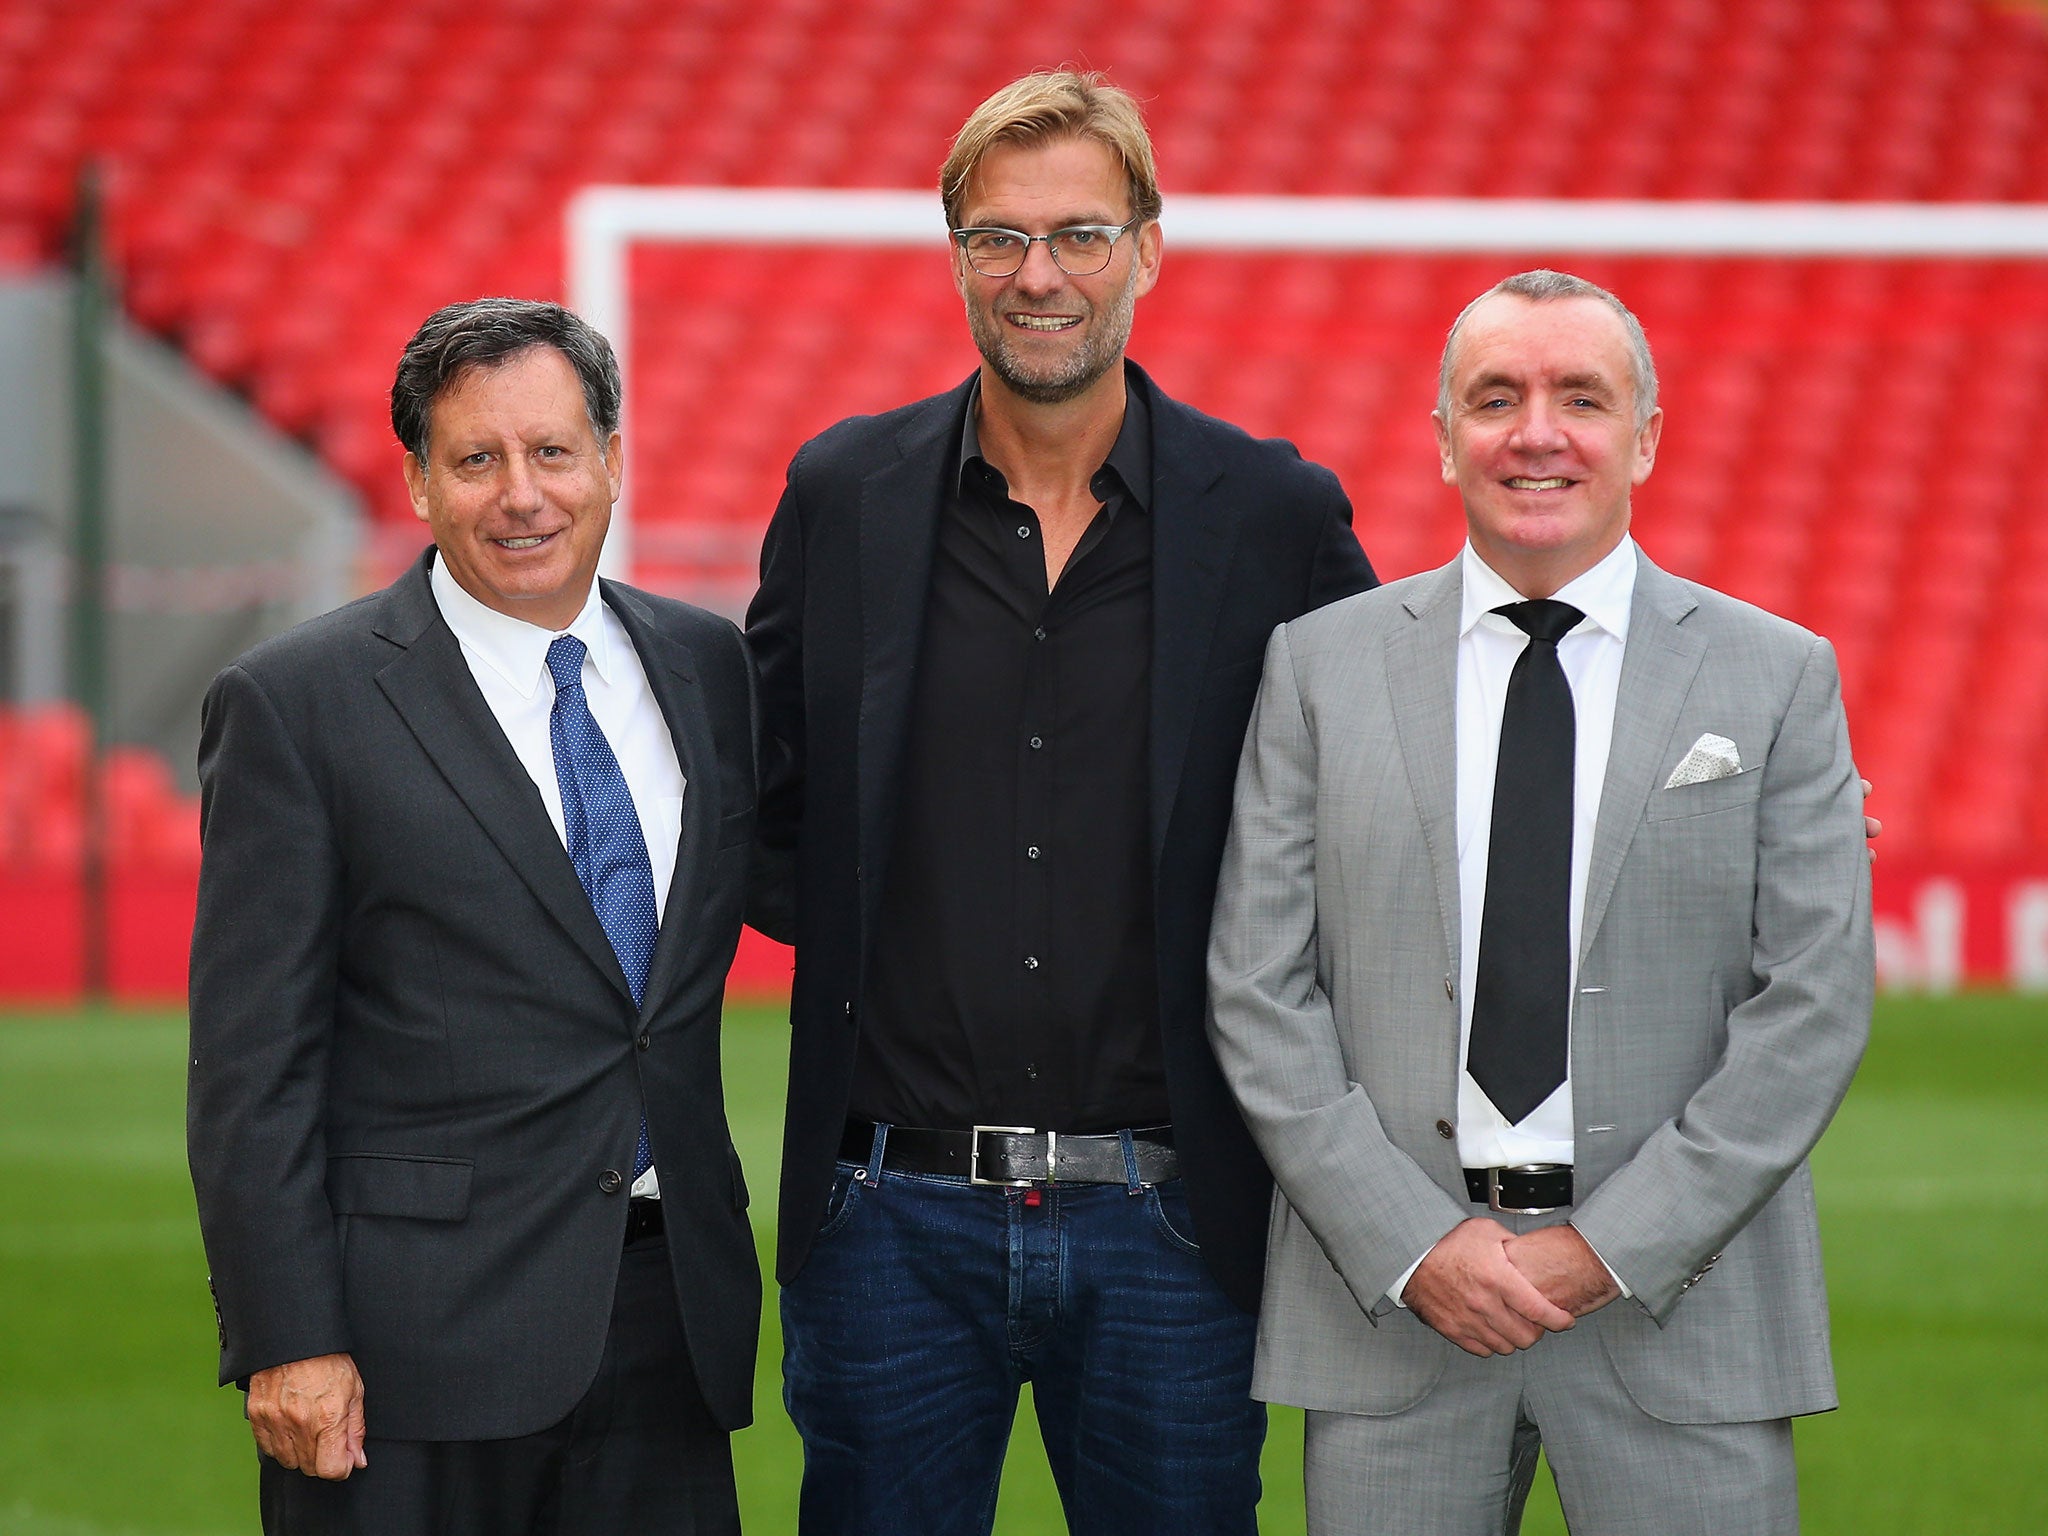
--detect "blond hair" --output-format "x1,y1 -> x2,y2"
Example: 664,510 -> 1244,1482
940,70 -> 1162,229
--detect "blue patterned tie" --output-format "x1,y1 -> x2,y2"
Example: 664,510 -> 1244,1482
546,635 -> 658,1178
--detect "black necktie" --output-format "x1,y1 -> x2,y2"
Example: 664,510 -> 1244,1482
1468,599 -> 1584,1126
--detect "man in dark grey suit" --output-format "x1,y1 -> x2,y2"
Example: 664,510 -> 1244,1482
1210,271 -> 1874,1533
188,298 -> 760,1533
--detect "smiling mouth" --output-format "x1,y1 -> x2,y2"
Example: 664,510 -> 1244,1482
1506,477 -> 1572,490
1008,314 -> 1081,331
494,533 -> 556,550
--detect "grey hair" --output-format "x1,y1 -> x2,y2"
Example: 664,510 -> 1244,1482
391,297 -> 622,459
1436,270 -> 1659,428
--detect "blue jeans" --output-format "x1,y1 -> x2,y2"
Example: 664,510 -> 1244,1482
781,1127 -> 1264,1536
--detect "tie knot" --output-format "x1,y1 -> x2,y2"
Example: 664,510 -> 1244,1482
545,634 -> 588,692
1496,599 -> 1584,646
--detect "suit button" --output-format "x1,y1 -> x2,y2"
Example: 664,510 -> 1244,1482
598,1169 -> 624,1195
1435,1120 -> 1455,1140
637,1032 -> 651,1051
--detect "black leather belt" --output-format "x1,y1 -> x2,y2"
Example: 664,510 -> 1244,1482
1464,1164 -> 1573,1213
624,1197 -> 665,1244
840,1120 -> 1179,1187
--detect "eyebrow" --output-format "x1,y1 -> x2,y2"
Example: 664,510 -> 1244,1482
1464,370 -> 1617,397
963,212 -> 1123,230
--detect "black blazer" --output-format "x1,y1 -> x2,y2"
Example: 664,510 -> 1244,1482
747,364 -> 1377,1310
187,550 -> 761,1441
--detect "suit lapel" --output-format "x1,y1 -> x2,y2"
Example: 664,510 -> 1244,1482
1387,561 -> 1465,972
371,558 -> 634,1004
604,582 -> 712,1018
1578,554 -> 1705,964
856,383 -> 961,910
1145,372 -> 1241,867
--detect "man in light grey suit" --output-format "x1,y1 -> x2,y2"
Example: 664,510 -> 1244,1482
1207,270 -> 1874,1533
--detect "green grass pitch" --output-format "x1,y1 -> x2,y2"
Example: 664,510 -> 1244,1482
1,994 -> 2042,1533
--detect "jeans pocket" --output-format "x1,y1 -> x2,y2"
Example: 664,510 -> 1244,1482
815,1163 -> 868,1242
1145,1180 -> 1203,1254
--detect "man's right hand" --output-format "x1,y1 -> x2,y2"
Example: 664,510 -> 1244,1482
1403,1218 -> 1576,1356
247,1353 -> 367,1480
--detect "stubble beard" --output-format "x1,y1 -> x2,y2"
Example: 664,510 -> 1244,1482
964,262 -> 1140,406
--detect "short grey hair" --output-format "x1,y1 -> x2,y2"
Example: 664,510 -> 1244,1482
1436,270 -> 1659,428
391,297 -> 622,459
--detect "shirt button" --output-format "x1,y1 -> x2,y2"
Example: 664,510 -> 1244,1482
1025,1064 -> 1039,1080
1028,736 -> 1043,750
1026,845 -> 1041,860
598,1169 -> 624,1194
1034,627 -> 1047,641
1017,525 -> 1032,539
1023,955 -> 1040,970
1435,1120 -> 1455,1140
637,1032 -> 651,1051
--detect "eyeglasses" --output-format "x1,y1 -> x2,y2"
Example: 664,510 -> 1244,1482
950,219 -> 1141,277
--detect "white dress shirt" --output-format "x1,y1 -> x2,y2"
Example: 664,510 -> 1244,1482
430,555 -> 684,1197
1393,535 -> 1637,1303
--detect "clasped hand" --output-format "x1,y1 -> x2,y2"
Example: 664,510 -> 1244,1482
1404,1219 -> 1620,1358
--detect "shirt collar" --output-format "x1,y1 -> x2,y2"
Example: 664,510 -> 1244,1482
429,549 -> 613,699
1459,534 -> 1638,643
956,373 -> 1153,514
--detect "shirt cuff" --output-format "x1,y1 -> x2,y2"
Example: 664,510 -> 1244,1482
1388,1249 -> 1430,1309
1572,1222 -> 1631,1298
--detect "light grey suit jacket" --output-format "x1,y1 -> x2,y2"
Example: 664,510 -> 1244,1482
1207,549 -> 1873,1424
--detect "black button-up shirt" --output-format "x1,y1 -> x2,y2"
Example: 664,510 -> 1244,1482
850,387 -> 1165,1134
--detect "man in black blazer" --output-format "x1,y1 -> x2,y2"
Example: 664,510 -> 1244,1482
188,299 -> 759,1533
747,72 -> 1376,1535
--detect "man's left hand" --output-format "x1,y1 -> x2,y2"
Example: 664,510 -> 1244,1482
1503,1225 -> 1620,1319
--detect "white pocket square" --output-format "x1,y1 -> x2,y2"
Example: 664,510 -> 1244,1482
1664,733 -> 1742,789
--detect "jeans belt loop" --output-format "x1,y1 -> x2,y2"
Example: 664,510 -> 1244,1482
1117,1127 -> 1142,1193
862,1120 -> 889,1184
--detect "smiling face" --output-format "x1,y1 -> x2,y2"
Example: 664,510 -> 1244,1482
1434,293 -> 1663,597
403,345 -> 622,631
953,135 -> 1162,407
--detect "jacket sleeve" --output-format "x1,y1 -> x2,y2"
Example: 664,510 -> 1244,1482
1571,635 -> 1875,1320
1207,624 -> 1472,1314
1303,468 -> 1379,613
187,662 -> 352,1385
742,445 -> 807,945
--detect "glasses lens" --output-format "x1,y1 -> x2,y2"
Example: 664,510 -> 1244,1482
960,230 -> 1026,276
1050,228 -> 1115,275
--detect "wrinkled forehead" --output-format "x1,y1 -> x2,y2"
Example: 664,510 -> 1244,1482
1448,294 -> 1636,393
958,135 -> 1132,226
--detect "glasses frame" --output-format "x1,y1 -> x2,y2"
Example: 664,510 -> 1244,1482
949,218 -> 1143,278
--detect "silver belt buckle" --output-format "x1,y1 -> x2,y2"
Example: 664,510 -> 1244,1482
969,1125 -> 1038,1187
1489,1162 -> 1567,1215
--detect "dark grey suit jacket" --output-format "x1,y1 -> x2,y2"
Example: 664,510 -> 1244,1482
747,362 -> 1377,1311
187,549 -> 761,1441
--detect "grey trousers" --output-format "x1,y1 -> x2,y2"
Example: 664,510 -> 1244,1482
1303,1296 -> 1797,1536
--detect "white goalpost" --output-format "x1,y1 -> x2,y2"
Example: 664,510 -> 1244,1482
565,186 -> 2048,578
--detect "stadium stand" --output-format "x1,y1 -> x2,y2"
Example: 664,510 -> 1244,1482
3,0 -> 2048,994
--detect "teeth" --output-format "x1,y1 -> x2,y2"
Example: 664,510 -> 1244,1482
1011,315 -> 1079,330
1507,478 -> 1570,490
498,535 -> 550,549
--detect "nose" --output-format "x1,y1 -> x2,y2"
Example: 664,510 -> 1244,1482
1511,399 -> 1567,453
1010,236 -> 1067,295
499,453 -> 545,514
